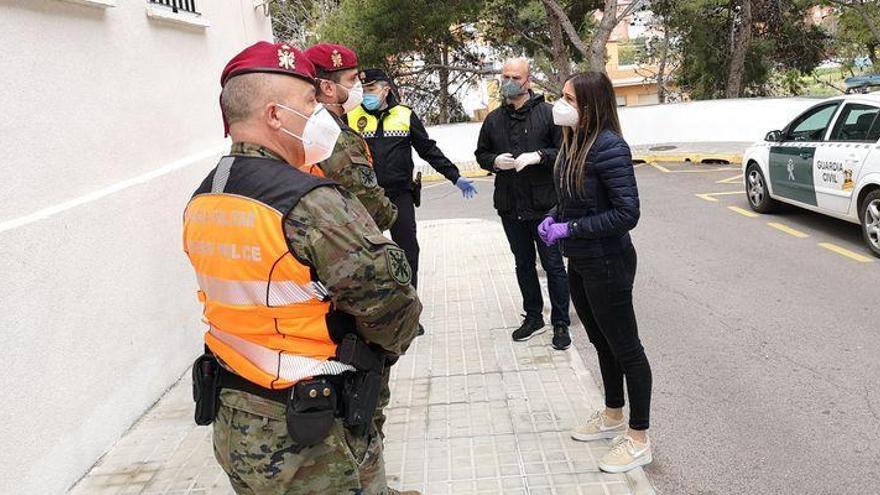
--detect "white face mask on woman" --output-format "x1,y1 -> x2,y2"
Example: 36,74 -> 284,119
552,99 -> 580,127
276,103 -> 341,165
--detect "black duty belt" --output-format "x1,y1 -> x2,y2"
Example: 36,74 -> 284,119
218,366 -> 348,408
218,365 -> 289,405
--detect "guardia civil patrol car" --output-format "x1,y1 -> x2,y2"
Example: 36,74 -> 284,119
743,94 -> 880,257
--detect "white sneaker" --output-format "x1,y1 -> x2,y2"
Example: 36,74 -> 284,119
598,433 -> 652,473
571,410 -> 626,442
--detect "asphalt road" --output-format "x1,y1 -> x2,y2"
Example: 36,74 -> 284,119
417,163 -> 880,495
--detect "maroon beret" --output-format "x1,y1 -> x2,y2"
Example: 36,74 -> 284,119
303,43 -> 358,73
221,41 -> 316,87
220,41 -> 316,136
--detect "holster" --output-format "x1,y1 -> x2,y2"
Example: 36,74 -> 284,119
412,172 -> 422,208
335,334 -> 387,436
286,377 -> 338,447
192,352 -> 221,426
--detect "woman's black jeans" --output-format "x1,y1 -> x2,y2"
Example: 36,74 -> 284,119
568,245 -> 652,430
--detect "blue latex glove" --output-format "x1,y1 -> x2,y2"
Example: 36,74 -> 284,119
455,177 -> 477,199
543,222 -> 571,246
537,216 -> 555,239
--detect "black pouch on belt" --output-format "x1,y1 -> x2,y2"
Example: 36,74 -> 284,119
412,172 -> 422,208
286,377 -> 338,447
192,353 -> 221,426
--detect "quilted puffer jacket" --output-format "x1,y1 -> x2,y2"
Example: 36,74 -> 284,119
552,129 -> 640,258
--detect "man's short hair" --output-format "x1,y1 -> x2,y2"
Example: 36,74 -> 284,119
220,73 -> 286,126
315,68 -> 345,84
503,57 -> 531,75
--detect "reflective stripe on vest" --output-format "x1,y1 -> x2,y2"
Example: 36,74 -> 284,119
207,326 -> 354,386
348,105 -> 412,139
183,166 -> 351,390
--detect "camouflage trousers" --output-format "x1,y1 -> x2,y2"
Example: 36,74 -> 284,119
373,368 -> 391,438
213,389 -> 390,495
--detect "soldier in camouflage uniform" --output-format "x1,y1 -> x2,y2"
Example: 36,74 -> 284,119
302,43 -> 397,231
192,42 -> 421,495
302,44 -> 400,440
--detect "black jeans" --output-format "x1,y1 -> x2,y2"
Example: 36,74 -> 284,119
500,216 -> 571,327
568,246 -> 652,430
388,190 -> 420,288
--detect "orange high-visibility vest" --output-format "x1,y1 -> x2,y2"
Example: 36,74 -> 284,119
183,155 -> 354,390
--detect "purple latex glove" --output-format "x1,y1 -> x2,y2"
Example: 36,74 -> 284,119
543,222 -> 570,246
537,216 -> 555,239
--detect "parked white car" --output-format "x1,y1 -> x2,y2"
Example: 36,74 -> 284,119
742,94 -> 880,257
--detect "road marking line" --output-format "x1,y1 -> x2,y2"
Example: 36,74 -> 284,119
767,222 -> 809,238
650,162 -> 671,173
649,162 -> 738,174
818,242 -> 874,263
696,191 -> 744,202
728,206 -> 759,218
668,168 -> 740,174
716,173 -> 744,184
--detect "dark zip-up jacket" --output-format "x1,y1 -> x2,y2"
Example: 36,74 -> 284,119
475,92 -> 561,220
552,129 -> 640,258
355,95 -> 461,194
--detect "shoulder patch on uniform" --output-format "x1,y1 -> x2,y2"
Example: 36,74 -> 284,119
386,247 -> 412,286
358,165 -> 378,188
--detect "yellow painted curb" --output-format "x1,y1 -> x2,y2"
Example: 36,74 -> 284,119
633,152 -> 743,164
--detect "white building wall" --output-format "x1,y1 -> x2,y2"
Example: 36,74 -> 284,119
0,1 -> 273,493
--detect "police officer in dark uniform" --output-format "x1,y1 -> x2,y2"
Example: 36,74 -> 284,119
348,69 -> 477,292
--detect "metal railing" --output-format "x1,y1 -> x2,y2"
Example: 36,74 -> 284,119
149,0 -> 199,15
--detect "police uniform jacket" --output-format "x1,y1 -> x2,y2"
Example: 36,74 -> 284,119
349,94 -> 460,195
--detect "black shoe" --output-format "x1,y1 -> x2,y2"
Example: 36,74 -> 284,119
417,324 -> 425,336
552,325 -> 571,350
512,317 -> 546,341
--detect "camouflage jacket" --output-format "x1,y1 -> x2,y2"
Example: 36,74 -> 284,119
305,113 -> 398,231
230,142 -> 421,356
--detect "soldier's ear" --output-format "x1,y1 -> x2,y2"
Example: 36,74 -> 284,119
265,103 -> 283,130
318,79 -> 336,99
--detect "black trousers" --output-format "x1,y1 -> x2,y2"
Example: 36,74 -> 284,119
388,190 -> 420,288
568,246 -> 652,430
500,216 -> 571,327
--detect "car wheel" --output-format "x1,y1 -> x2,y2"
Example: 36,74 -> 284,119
746,163 -> 776,213
860,189 -> 880,258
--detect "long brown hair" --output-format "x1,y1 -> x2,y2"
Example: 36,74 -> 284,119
556,71 -> 623,199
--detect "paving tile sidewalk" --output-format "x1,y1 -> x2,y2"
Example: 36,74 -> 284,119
70,219 -> 654,495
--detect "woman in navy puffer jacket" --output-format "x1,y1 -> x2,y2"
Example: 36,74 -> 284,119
538,71 -> 653,473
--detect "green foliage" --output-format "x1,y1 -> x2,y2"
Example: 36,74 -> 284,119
823,1 -> 880,72
317,0 -> 483,69
618,38 -> 647,67
653,0 -> 828,99
308,0 -> 483,122
478,0 -> 598,91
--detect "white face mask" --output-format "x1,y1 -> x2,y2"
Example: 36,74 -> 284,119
340,80 -> 364,113
553,99 -> 579,127
277,103 -> 341,165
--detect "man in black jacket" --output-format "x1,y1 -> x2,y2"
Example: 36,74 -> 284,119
474,58 -> 571,350
348,69 -> 477,292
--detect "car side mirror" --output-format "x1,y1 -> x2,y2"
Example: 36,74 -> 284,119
765,130 -> 783,142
